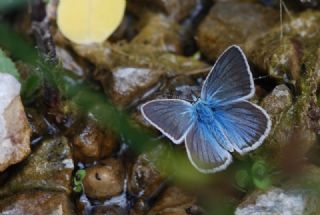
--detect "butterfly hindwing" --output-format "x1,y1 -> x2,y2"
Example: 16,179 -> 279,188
185,121 -> 232,173
141,99 -> 194,144
201,45 -> 254,105
211,101 -> 271,154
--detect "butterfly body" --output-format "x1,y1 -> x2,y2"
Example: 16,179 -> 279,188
141,45 -> 271,173
194,101 -> 216,124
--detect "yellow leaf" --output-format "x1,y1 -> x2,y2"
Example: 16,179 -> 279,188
57,0 -> 125,44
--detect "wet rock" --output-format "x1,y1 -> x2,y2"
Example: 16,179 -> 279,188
128,152 -> 165,200
0,74 -> 31,172
83,159 -> 125,200
0,137 -> 74,196
246,11 -> 320,80
147,186 -> 196,215
109,67 -> 163,106
196,2 -> 278,61
235,187 -> 319,215
0,191 -> 75,215
72,119 -> 117,162
132,13 -> 183,54
128,0 -> 199,22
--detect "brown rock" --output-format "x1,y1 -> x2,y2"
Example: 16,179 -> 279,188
132,13 -> 183,54
196,2 -> 278,61
0,137 -> 74,197
109,67 -> 164,106
129,153 -> 165,200
245,11 -> 320,80
261,84 -> 293,122
92,205 -> 126,215
73,120 -> 117,162
0,191 -> 75,215
147,186 -> 196,215
83,159 -> 125,199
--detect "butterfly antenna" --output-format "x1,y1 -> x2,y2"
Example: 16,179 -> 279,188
254,75 -> 270,80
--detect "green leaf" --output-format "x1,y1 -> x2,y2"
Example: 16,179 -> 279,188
0,49 -> 20,80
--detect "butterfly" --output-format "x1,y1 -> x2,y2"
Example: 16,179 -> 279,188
141,45 -> 271,173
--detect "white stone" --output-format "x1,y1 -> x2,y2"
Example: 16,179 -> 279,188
0,74 -> 21,164
236,188 -> 306,215
0,73 -> 31,171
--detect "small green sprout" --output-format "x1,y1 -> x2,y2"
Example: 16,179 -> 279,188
73,169 -> 86,193
251,160 -> 272,190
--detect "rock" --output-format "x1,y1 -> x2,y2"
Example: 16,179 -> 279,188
0,73 -> 31,172
91,205 -> 126,215
72,119 -> 117,162
128,0 -> 199,22
72,42 -> 207,76
71,42 -> 207,106
83,159 -> 125,200
235,187 -> 319,215
128,152 -> 165,200
109,67 -> 164,106
236,165 -> 320,215
257,47 -> 320,166
261,84 -> 292,123
0,191 -> 75,215
132,13 -> 183,54
147,186 -> 196,215
0,137 -> 74,197
196,2 -> 278,61
246,11 -> 320,80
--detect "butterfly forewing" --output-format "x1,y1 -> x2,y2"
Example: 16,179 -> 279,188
201,45 -> 254,105
141,99 -> 194,144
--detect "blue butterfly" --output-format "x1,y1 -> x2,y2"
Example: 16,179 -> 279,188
141,45 -> 271,173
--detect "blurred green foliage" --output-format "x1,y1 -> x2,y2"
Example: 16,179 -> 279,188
235,159 -> 272,191
0,48 -> 21,80
0,22 -> 209,186
0,0 -> 28,13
